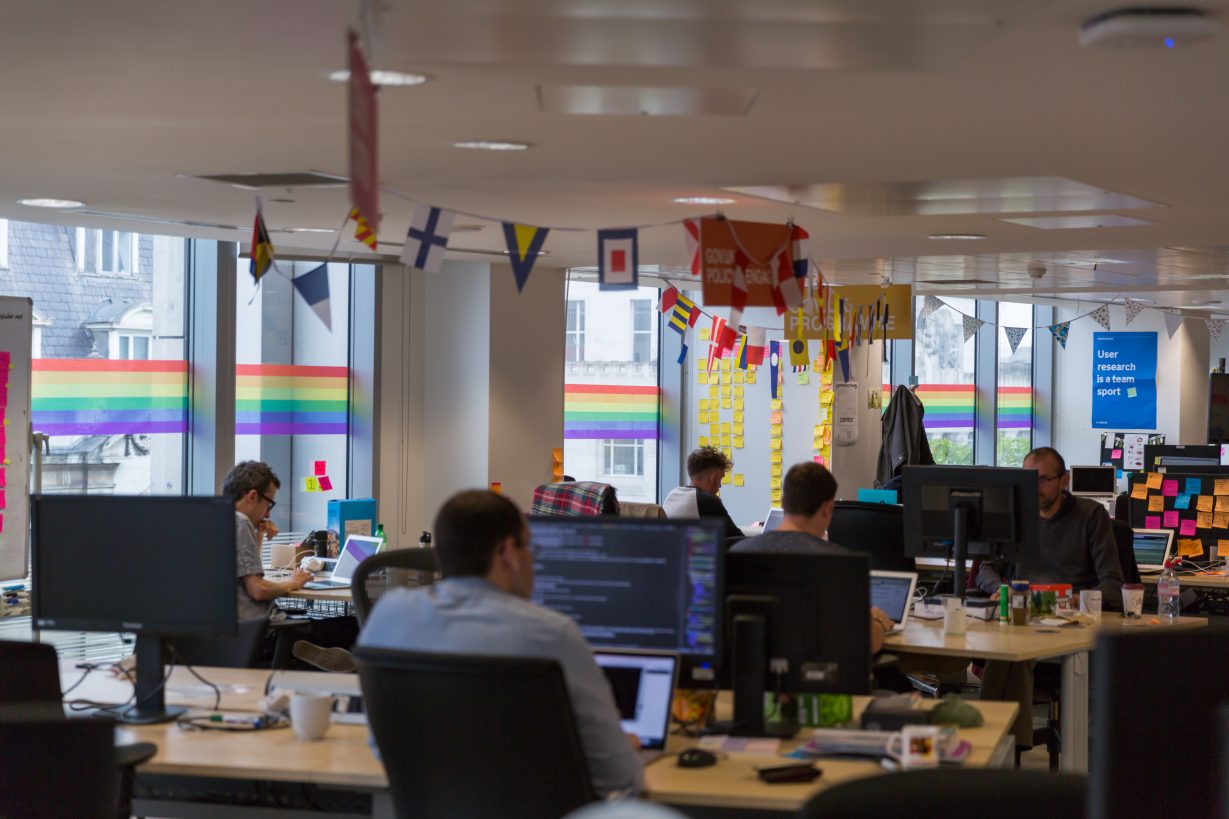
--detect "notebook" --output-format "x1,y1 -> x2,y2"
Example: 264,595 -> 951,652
303,535 -> 381,590
1132,528 -> 1175,573
594,649 -> 678,764
869,570 -> 918,634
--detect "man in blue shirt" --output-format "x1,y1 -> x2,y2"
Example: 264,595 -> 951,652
358,489 -> 643,797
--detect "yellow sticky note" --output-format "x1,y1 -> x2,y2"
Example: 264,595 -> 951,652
710,423 -> 720,437
733,386 -> 744,398
733,398 -> 744,410
721,422 -> 732,434
771,438 -> 782,450
734,410 -> 745,423
732,423 -> 743,437
1218,478 -> 1229,496
698,436 -> 709,447
771,464 -> 782,477
1130,484 -> 1149,500
720,358 -> 731,371
820,392 -> 834,406
769,477 -> 782,490
1198,495 -> 1215,513
732,435 -> 744,448
1146,472 -> 1163,490
698,372 -> 709,385
771,399 -> 783,410
721,472 -> 730,485
1127,387 -> 1138,398
698,411 -> 709,424
709,385 -> 720,400
733,474 -> 745,487
720,434 -> 731,446
770,423 -> 783,436
771,452 -> 783,464
770,493 -> 782,505
699,399 -> 709,411
1148,495 -> 1165,513
797,372 -> 810,385
700,327 -> 710,341
733,372 -> 744,384
722,447 -> 732,459
719,370 -> 730,384
721,384 -> 731,397
1220,539 -> 1229,553
746,370 -> 757,384
720,397 -> 732,409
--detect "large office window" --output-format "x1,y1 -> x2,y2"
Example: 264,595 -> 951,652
914,296 -> 976,464
996,302 -> 1034,466
563,279 -> 660,503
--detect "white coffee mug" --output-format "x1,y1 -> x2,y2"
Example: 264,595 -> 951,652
290,692 -> 334,741
1079,590 -> 1102,617
887,725 -> 942,769
943,597 -> 967,636
1122,584 -> 1145,618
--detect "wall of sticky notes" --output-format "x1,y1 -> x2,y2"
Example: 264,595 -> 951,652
0,297 -> 32,581
1128,469 -> 1229,562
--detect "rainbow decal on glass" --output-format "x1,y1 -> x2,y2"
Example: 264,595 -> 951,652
236,364 -> 348,435
916,384 -> 975,430
564,384 -> 659,440
996,386 -> 1032,430
32,359 -> 188,435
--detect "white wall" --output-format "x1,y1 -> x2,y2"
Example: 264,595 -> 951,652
830,340 -> 885,494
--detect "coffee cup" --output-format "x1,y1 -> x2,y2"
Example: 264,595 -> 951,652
887,725 -> 942,769
943,597 -> 967,636
1122,583 -> 1145,618
290,692 -> 333,741
1079,590 -> 1102,617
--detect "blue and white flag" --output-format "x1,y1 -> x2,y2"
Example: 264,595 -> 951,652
597,228 -> 638,290
400,205 -> 456,273
293,263 -> 331,331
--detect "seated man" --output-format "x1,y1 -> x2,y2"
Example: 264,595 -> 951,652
730,462 -> 895,653
662,446 -> 742,542
358,489 -> 643,798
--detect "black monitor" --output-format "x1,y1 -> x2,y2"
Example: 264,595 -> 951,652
1142,444 -> 1220,471
527,517 -> 723,686
827,501 -> 915,573
32,495 -> 237,724
901,466 -> 1039,598
715,551 -> 871,738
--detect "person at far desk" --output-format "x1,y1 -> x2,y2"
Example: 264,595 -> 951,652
730,462 -> 895,653
223,460 -> 312,620
359,489 -> 643,798
663,446 -> 742,543
975,447 -> 1124,608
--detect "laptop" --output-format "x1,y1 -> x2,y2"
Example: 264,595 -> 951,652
1132,528 -> 1175,573
303,535 -> 381,590
594,649 -> 678,764
763,507 -> 785,533
869,570 -> 919,634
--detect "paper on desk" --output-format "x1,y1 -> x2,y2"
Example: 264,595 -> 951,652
697,735 -> 782,755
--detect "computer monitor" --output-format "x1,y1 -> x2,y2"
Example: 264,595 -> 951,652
31,495 -> 237,724
528,517 -> 723,685
716,551 -> 871,738
901,466 -> 1040,598
1070,465 -> 1116,496
1142,444 -> 1220,471
827,501 -> 915,573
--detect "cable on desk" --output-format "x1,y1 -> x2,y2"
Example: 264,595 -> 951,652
168,644 -> 222,712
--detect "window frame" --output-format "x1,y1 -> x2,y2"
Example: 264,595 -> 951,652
602,438 -> 645,477
566,299 -> 586,363
75,228 -> 140,276
631,299 -> 652,363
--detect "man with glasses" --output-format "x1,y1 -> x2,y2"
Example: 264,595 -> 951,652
223,460 -> 312,621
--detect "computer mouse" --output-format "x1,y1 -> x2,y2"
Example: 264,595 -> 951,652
676,748 -> 719,768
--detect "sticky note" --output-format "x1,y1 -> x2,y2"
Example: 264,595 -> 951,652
1187,478 -> 1203,496
552,448 -> 563,465
720,397 -> 731,409
1175,494 -> 1191,510
797,372 -> 810,385
709,385 -> 719,400
770,452 -> 782,464
733,398 -> 744,411
732,424 -> 743,438
733,385 -> 744,398
770,464 -> 782,477
746,370 -> 756,384
1162,480 -> 1179,497
699,399 -> 709,411
771,411 -> 783,425
1148,495 -> 1165,512
732,435 -> 744,448
700,327 -> 710,341
721,385 -> 731,397
1197,512 -> 1214,530
1127,387 -> 1138,398
733,474 -> 745,487
722,447 -> 732,459
709,423 -> 720,437
721,358 -> 731,371
1216,513 -> 1229,530
771,438 -> 782,450
319,475 -> 333,491
314,460 -> 327,476
1163,510 -> 1180,528
721,422 -> 732,434
771,399 -> 783,411
1217,479 -> 1229,496
698,437 -> 709,447
733,411 -> 744,424
1147,473 -> 1163,490
1198,496 -> 1215,513
698,411 -> 709,424
770,424 -> 783,436
721,473 -> 730,486
1111,448 -> 1122,459
1218,496 -> 1229,513
720,435 -> 730,446
769,477 -> 781,490
1180,519 -> 1197,536
698,372 -> 709,385
1131,484 -> 1149,500
820,392 -> 834,406
1178,538 -> 1203,557
1145,515 -> 1162,529
733,372 -> 744,384
304,476 -> 319,492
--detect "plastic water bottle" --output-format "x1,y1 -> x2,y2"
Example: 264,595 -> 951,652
1157,558 -> 1181,623
374,523 -> 388,553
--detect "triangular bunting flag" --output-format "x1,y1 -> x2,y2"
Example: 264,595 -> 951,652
1124,298 -> 1145,326
684,218 -> 702,277
677,342 -> 688,365
349,207 -> 378,251
292,263 -> 332,331
920,295 -> 944,322
668,293 -> 700,335
597,228 -> 639,290
400,205 -> 455,273
502,223 -> 550,292
962,314 -> 984,342
1208,319 -> 1228,343
1049,321 -> 1071,349
746,326 -> 766,366
1005,326 -> 1028,355
249,199 -> 274,285
837,345 -> 851,382
1090,304 -> 1112,331
1163,312 -> 1184,339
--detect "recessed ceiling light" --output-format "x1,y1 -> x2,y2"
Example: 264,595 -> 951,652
927,233 -> 986,240
283,228 -> 335,234
1190,299 -> 1222,307
18,197 -> 85,208
450,140 -> 532,151
501,249 -> 550,256
326,69 -> 431,87
672,196 -> 736,205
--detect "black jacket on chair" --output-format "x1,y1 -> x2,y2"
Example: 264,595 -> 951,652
876,385 -> 934,487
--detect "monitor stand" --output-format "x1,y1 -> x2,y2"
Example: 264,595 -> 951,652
118,634 -> 185,725
706,613 -> 798,739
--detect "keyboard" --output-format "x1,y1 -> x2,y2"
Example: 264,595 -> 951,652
303,580 -> 350,590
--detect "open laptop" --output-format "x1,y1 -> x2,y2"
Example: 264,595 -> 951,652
303,534 -> 381,590
1132,528 -> 1175,574
869,570 -> 918,634
594,649 -> 678,764
762,507 -> 785,533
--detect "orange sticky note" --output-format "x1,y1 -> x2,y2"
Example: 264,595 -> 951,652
1198,512 -> 1214,530
1198,495 -> 1216,513
1147,495 -> 1165,513
1146,473 -> 1163,490
1215,512 -> 1229,530
1220,539 -> 1229,555
1178,538 -> 1203,557
1217,479 -> 1229,496
552,448 -> 564,466
1131,484 -> 1149,500
1218,496 -> 1229,513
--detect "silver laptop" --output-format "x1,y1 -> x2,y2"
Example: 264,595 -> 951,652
594,649 -> 678,764
869,570 -> 918,634
1070,465 -> 1117,498
763,507 -> 785,533
303,535 -> 381,590
1132,528 -> 1175,573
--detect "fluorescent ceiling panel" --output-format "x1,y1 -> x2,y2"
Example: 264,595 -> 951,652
1000,215 -> 1155,229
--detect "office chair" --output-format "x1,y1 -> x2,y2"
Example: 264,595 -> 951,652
813,769 -> 1087,817
1110,518 -> 1142,585
828,501 -> 916,573
354,646 -> 596,819
0,717 -> 122,818
350,546 -> 439,627
169,616 -> 270,668
618,501 -> 668,519
0,640 -> 157,819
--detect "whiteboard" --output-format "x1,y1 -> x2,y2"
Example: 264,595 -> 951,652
0,297 -> 32,581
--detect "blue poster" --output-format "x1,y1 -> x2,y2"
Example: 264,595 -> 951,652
1091,332 -> 1157,430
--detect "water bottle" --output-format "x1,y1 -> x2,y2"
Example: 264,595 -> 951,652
374,523 -> 388,552
1157,558 -> 1181,622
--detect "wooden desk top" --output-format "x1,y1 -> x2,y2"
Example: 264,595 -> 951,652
263,570 -> 355,603
884,611 -> 1207,662
1141,572 -> 1229,590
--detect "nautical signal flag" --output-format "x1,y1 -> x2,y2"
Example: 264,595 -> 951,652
292,263 -> 332,331
661,286 -> 679,313
769,341 -> 782,400
735,334 -> 748,370
597,228 -> 639,290
249,201 -> 274,285
502,222 -> 550,292
790,337 -> 809,372
745,326 -> 766,366
350,208 -> 378,251
668,293 -> 700,336
401,205 -> 455,273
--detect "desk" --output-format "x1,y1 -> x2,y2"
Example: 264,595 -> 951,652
1141,571 -> 1229,590
65,665 -> 1018,818
263,570 -> 354,604
884,612 -> 1206,772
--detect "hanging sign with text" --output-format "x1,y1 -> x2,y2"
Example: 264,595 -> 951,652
1091,332 -> 1157,430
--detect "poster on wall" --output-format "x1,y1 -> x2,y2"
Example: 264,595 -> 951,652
834,382 -> 859,446
1100,431 -> 1165,471
1091,332 -> 1157,431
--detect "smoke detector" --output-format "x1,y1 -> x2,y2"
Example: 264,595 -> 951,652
1028,262 -> 1047,280
1080,8 -> 1217,49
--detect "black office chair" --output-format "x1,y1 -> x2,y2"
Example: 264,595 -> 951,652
1110,518 -> 1142,585
0,640 -> 157,819
169,617 -> 271,668
0,717 -> 122,818
813,768 -> 1087,817
354,646 -> 596,819
351,547 -> 439,626
828,501 -> 916,572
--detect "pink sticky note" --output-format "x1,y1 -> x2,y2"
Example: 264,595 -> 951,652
0,489 -> 6,510
1145,515 -> 1162,529
0,468 -> 6,489
1180,519 -> 1198,536
1112,449 -> 1123,459
1162,480 -> 1179,497
0,513 -> 5,533
314,460 -> 327,476
319,475 -> 333,491
1163,510 -> 1180,528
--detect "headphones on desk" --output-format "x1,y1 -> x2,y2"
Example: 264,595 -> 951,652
300,557 -> 326,573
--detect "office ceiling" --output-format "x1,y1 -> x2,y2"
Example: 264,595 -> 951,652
3,0 -> 1229,306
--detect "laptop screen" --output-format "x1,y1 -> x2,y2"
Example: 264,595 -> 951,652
594,651 -> 677,750
1133,530 -> 1172,567
763,508 -> 784,533
869,573 -> 915,622
331,535 -> 380,582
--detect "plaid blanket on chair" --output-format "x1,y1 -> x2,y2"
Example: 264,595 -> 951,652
531,481 -> 618,516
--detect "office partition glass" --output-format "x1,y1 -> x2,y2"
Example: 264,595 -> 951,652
914,296 -> 976,465
996,302 -> 1034,466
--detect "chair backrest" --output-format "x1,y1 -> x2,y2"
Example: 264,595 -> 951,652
0,718 -> 121,817
0,640 -> 63,715
531,481 -> 619,516
814,768 -> 1086,817
351,547 -> 439,627
354,646 -> 595,819
169,617 -> 269,669
1110,518 -> 1142,585
828,501 -> 916,573
618,501 -> 667,519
